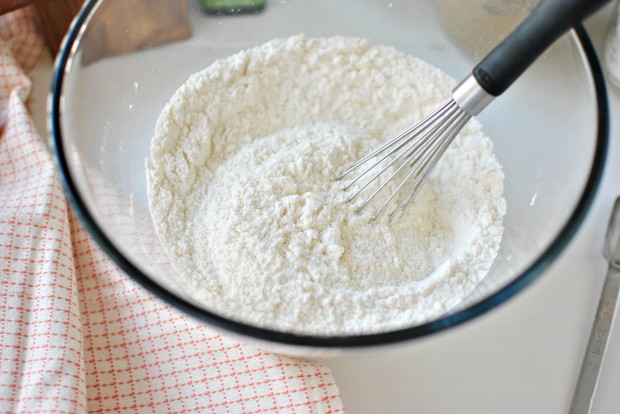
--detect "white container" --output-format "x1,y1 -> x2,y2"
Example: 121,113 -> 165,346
605,0 -> 620,88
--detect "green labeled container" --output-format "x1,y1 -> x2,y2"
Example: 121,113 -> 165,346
202,0 -> 266,15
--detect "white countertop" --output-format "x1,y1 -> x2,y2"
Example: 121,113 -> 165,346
316,10 -> 620,414
30,7 -> 620,414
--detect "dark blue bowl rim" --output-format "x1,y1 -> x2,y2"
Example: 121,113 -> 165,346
50,1 -> 609,348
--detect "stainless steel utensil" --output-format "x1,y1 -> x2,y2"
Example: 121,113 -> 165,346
569,196 -> 620,414
338,0 -> 610,220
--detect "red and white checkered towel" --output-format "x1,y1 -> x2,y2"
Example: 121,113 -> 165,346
0,8 -> 343,413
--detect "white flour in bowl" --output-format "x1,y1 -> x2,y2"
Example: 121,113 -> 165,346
146,35 -> 506,335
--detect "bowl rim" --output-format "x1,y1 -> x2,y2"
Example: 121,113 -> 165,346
50,0 -> 609,348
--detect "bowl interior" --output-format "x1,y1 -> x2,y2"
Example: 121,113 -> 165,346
54,0 -> 603,344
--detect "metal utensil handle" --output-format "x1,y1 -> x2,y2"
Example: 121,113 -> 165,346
473,0 -> 611,96
569,266 -> 620,414
569,197 -> 620,414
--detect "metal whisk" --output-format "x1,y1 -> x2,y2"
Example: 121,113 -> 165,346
338,0 -> 609,221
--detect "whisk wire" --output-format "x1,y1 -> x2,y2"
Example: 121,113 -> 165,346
344,102 -> 460,202
336,100 -> 453,181
339,98 -> 472,221
355,103 -> 462,215
387,110 -> 471,221
377,104 -> 468,220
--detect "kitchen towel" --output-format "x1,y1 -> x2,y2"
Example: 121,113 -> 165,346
0,7 -> 343,414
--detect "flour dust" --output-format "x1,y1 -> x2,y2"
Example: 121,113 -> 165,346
146,35 -> 506,335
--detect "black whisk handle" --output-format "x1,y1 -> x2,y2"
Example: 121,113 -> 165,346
473,0 -> 610,96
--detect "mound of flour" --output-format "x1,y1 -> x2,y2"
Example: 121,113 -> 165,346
146,35 -> 506,335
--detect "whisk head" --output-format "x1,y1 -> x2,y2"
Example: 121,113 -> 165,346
337,98 -> 472,221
